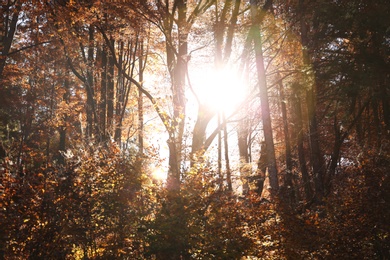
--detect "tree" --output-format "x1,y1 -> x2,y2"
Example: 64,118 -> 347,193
250,0 -> 279,195
1,0 -> 389,258
0,0 -> 21,81
190,0 -> 242,165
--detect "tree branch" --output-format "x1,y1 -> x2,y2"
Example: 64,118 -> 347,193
7,40 -> 55,56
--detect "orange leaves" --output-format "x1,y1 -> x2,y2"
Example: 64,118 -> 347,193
303,210 -> 320,226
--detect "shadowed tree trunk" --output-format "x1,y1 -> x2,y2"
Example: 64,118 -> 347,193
85,25 -> 96,139
114,41 -> 125,144
279,78 -> 295,202
58,69 -> 70,165
100,44 -> 108,141
190,104 -> 215,166
238,115 -> 250,195
299,0 -> 324,200
113,40 -> 137,146
107,38 -> 115,137
292,91 -> 313,201
256,141 -> 267,195
250,0 -> 279,195
0,2 -> 21,81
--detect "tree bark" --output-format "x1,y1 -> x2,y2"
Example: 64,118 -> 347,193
223,113 -> 232,191
58,71 -> 70,165
293,93 -> 313,201
256,141 -> 267,195
299,0 -> 324,199
138,41 -> 144,155
238,116 -> 250,195
279,79 -> 294,201
217,113 -> 223,191
107,38 -> 115,137
0,2 -> 21,81
86,25 -> 96,139
190,104 -> 214,166
100,44 -> 108,141
165,0 -> 188,191
250,0 -> 279,194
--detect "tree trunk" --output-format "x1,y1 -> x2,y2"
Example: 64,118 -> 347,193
138,41 -> 144,155
86,25 -> 96,139
223,113 -> 232,191
0,2 -> 21,81
190,0 -> 241,165
238,116 -> 250,195
165,0 -> 188,191
217,113 -> 223,191
114,41 -> 125,145
100,44 -> 107,141
190,104 -> 214,166
256,141 -> 267,195
107,38 -> 115,138
299,0 -> 324,199
293,94 -> 313,201
279,79 -> 294,201
58,72 -> 70,165
250,0 -> 279,194
306,87 -> 324,199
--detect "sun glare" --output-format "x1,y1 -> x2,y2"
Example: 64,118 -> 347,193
152,166 -> 167,181
193,67 -> 246,115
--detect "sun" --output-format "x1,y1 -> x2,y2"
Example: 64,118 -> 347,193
152,166 -> 167,181
191,67 -> 247,115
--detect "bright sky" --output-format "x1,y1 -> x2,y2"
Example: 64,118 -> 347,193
190,66 -> 248,116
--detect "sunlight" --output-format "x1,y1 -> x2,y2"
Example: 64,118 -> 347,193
192,67 -> 247,115
152,166 -> 167,181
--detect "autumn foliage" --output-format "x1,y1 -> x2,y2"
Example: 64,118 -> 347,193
1,0 -> 389,259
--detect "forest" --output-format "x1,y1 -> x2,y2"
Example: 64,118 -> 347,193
0,0 -> 389,259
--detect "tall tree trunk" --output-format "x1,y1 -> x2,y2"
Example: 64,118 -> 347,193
224,0 -> 241,62
107,38 -> 115,138
306,87 -> 324,199
293,93 -> 313,201
250,0 -> 279,195
190,104 -> 214,166
237,25 -> 252,196
354,98 -> 364,146
138,41 -> 144,155
46,77 -> 55,164
325,100 -> 369,194
100,44 -> 107,141
238,116 -> 250,195
0,2 -> 21,81
279,79 -> 294,201
299,0 -> 324,199
114,41 -> 125,145
86,25 -> 96,139
166,0 -> 188,191
217,113 -> 223,191
325,113 -> 343,194
58,70 -> 70,165
256,141 -> 267,195
223,112 -> 232,191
